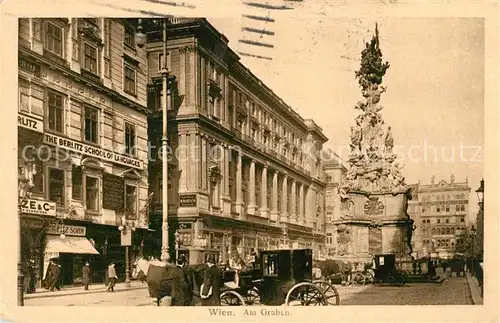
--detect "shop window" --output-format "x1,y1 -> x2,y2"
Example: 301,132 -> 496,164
72,165 -> 83,200
45,22 -> 63,57
47,91 -> 64,133
48,168 -> 65,206
84,106 -> 99,143
85,176 -> 99,211
124,122 -> 136,156
83,43 -> 98,74
125,184 -> 137,217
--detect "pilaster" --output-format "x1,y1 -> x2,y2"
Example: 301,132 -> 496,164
299,184 -> 305,225
270,169 -> 279,222
280,174 -> 288,223
290,180 -> 297,223
260,165 -> 269,218
247,159 -> 256,215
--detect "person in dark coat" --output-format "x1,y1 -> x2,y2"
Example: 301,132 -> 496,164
48,259 -> 61,291
170,255 -> 193,306
23,260 -> 34,294
82,262 -> 91,290
200,255 -> 222,306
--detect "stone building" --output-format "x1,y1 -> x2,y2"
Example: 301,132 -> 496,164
407,175 -> 471,260
18,18 -> 151,286
323,149 -> 347,258
140,18 -> 329,264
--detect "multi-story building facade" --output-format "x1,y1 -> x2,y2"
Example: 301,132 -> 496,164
18,18 -> 151,286
141,18 -> 329,264
407,175 -> 471,260
322,149 -> 347,258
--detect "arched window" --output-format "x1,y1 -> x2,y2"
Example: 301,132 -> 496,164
445,228 -> 450,234
431,228 -> 436,234
441,228 -> 446,235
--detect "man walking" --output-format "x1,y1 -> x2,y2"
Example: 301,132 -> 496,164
106,262 -> 118,292
200,255 -> 221,306
82,262 -> 91,290
171,255 -> 193,306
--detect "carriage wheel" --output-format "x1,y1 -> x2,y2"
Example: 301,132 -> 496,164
285,282 -> 328,306
364,271 -> 375,285
220,290 -> 246,306
244,287 -> 261,305
313,280 -> 340,305
353,273 -> 366,286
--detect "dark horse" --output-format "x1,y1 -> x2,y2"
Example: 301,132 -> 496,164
133,258 -> 208,306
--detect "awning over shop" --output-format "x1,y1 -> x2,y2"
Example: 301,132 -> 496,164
45,235 -> 100,255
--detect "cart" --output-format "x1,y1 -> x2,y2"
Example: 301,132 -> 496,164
219,248 -> 339,306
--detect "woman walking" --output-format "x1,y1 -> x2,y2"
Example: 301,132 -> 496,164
82,262 -> 91,290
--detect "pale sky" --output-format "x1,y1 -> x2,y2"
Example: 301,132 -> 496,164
208,14 -> 484,220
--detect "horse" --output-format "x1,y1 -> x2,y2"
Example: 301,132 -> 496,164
132,257 -> 208,306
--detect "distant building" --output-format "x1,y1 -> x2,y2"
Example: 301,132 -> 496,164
322,149 -> 347,258
407,175 -> 471,260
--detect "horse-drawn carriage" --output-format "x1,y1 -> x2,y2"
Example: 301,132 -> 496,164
134,248 -> 340,306
218,248 -> 340,306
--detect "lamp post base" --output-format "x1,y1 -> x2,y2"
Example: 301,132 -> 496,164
125,246 -> 131,287
160,249 -> 170,262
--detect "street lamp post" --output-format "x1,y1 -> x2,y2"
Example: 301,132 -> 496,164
17,164 -> 31,306
174,230 -> 180,261
118,216 -> 136,287
476,178 -> 484,210
135,18 -> 170,262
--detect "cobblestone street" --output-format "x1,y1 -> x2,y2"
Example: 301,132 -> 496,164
341,277 -> 473,305
24,277 -> 473,306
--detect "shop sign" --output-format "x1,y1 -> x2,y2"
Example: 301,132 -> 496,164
179,194 -> 197,207
18,113 -> 43,133
193,238 -> 207,248
21,218 -> 45,230
47,224 -> 86,237
19,199 -> 56,217
120,229 -> 132,246
43,133 -> 143,170
19,57 -> 41,77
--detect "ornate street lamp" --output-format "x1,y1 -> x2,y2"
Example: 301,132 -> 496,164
476,178 -> 484,210
136,18 -> 171,262
118,215 -> 136,287
174,230 -> 180,261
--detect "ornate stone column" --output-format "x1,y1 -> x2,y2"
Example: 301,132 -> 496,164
280,174 -> 288,223
305,187 -> 315,227
270,170 -> 279,222
247,159 -> 256,215
290,180 -> 297,223
260,166 -> 269,218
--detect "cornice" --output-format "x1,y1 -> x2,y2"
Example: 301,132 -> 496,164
19,47 -> 149,116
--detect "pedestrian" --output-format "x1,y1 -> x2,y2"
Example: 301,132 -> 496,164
200,255 -> 221,306
171,255 -> 193,306
82,262 -> 91,291
47,259 -> 61,291
106,262 -> 118,292
23,260 -> 33,294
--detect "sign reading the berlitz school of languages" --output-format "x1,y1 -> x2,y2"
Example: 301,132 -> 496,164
47,224 -> 86,237
18,113 -> 43,133
44,133 -> 143,170
19,199 -> 56,216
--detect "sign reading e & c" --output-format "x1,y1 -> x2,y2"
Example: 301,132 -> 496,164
19,199 -> 56,216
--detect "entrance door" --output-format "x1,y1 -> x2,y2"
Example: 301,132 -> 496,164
59,253 -> 74,286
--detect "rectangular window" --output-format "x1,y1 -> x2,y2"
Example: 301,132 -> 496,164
48,168 -> 65,206
85,176 -> 99,211
124,64 -> 136,95
45,22 -> 63,56
72,165 -> 83,200
124,25 -> 135,48
83,43 -> 98,74
19,81 -> 30,112
47,91 -> 64,133
124,122 -> 136,156
125,184 -> 137,216
84,106 -> 99,143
